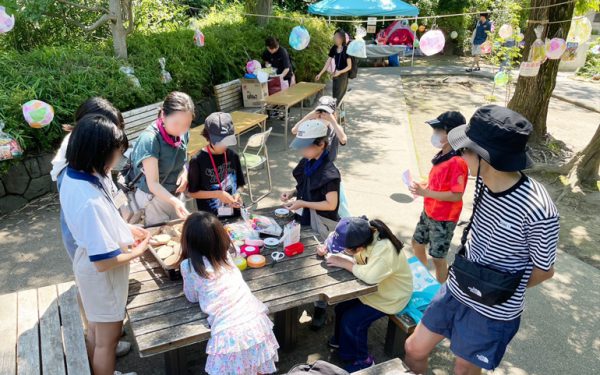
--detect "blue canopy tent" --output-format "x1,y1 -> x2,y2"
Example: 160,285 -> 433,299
308,0 -> 419,17
308,0 -> 420,65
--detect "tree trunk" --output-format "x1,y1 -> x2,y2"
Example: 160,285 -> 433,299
574,125 -> 600,186
245,0 -> 273,26
507,0 -> 575,142
109,0 -> 128,59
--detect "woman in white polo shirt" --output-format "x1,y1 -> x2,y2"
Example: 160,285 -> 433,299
60,114 -> 150,375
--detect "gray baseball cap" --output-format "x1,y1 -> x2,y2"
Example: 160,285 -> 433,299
205,112 -> 236,146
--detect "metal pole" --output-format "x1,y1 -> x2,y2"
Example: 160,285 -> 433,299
411,17 -> 416,67
328,16 -> 331,25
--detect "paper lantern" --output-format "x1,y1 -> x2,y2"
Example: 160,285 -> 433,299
545,38 -> 567,59
567,17 -> 592,43
480,40 -> 492,54
193,29 -> 205,47
23,100 -> 54,128
498,24 -> 513,39
418,25 -> 426,33
0,6 -> 15,33
289,25 -> 310,51
450,31 -> 458,39
494,71 -> 509,86
413,39 -> 420,48
246,60 -> 261,74
410,22 -> 418,32
419,30 -> 445,56
519,61 -> 541,77
561,42 -> 578,62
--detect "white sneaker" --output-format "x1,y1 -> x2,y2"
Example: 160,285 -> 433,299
115,340 -> 132,357
114,371 -> 137,375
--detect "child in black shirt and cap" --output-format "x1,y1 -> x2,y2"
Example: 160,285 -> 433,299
188,112 -> 245,217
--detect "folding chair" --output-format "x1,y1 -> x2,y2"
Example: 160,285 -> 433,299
240,128 -> 273,203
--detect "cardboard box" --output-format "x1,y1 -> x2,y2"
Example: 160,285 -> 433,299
241,78 -> 269,107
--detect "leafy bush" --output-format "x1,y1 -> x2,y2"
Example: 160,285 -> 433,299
0,4 -> 334,158
576,37 -> 600,79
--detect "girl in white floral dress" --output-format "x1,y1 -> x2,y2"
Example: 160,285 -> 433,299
177,211 -> 279,375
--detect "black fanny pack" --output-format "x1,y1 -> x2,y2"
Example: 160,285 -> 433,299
451,245 -> 524,306
450,170 -> 525,307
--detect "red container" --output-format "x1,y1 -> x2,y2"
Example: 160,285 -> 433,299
284,242 -> 304,257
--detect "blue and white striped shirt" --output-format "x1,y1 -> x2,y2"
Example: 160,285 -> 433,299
447,174 -> 559,321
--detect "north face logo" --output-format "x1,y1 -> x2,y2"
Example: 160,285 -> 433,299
468,286 -> 482,297
477,354 -> 489,364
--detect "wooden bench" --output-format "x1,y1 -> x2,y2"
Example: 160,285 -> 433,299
352,358 -> 412,374
384,313 -> 418,358
0,282 -> 90,375
122,102 -> 163,145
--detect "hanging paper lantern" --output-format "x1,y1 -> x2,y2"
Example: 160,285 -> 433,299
418,25 -> 426,33
450,31 -> 458,39
410,22 -> 418,32
419,30 -> 445,56
567,17 -> 592,43
561,42 -> 579,62
246,60 -> 261,74
0,6 -> 15,33
498,24 -> 513,39
289,25 -> 310,51
413,39 -> 420,48
193,29 -> 205,47
480,40 -> 493,54
494,71 -> 509,86
518,61 -> 541,77
23,100 -> 54,128
545,38 -> 567,59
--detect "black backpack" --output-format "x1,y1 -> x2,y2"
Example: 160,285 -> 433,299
349,55 -> 358,79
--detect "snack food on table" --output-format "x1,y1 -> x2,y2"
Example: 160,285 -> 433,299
157,246 -> 174,260
151,234 -> 172,245
164,254 -> 179,267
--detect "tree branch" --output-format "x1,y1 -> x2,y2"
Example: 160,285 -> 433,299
57,0 -> 109,14
47,12 -> 113,33
125,0 -> 134,34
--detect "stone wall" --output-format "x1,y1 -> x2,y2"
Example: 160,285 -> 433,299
0,154 -> 56,215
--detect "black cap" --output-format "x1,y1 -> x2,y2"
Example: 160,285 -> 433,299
315,96 -> 337,114
205,112 -> 237,146
426,111 -> 466,132
448,105 -> 533,172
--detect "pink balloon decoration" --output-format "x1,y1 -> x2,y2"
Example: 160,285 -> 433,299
545,38 -> 566,60
246,60 -> 261,74
0,6 -> 15,33
419,30 -> 445,56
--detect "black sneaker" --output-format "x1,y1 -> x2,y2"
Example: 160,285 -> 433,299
327,336 -> 340,349
310,306 -> 327,331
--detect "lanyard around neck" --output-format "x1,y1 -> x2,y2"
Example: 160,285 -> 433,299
206,146 -> 228,190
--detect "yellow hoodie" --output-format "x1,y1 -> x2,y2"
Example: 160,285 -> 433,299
352,234 -> 413,314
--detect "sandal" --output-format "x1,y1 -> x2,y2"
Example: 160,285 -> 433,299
474,67 -> 481,71
465,68 -> 473,72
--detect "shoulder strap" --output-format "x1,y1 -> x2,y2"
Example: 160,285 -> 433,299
458,162 -> 484,255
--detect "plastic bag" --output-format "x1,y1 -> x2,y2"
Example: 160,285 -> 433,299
529,25 -> 547,63
119,66 -> 141,88
159,57 -> 172,84
282,220 -> 301,248
0,6 -> 15,33
398,256 -> 441,324
347,26 -> 367,58
193,29 -> 205,47
0,121 -> 23,161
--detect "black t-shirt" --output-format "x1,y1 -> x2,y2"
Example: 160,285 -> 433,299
262,47 -> 293,81
293,157 -> 341,225
188,148 -> 246,216
329,45 -> 349,71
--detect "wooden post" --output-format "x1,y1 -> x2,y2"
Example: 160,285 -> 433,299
274,307 -> 298,352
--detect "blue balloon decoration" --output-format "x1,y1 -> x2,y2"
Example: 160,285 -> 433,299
289,26 -> 310,51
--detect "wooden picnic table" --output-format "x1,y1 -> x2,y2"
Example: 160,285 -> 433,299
0,282 -> 90,375
263,82 -> 326,146
187,110 -> 268,157
126,209 -> 377,375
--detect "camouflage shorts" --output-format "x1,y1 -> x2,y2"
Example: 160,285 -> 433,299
412,211 -> 457,258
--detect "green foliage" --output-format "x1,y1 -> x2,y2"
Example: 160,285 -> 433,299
0,4 -> 333,156
576,37 -> 600,79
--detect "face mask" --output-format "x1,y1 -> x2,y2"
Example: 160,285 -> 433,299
430,133 -> 446,149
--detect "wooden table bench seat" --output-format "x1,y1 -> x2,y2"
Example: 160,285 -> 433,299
127,211 -> 377,374
384,313 -> 418,358
122,102 -> 163,145
0,282 -> 90,375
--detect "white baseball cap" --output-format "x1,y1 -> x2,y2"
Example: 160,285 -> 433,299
289,119 -> 328,150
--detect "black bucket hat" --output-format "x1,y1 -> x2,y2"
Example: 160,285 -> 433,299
447,105 -> 533,172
